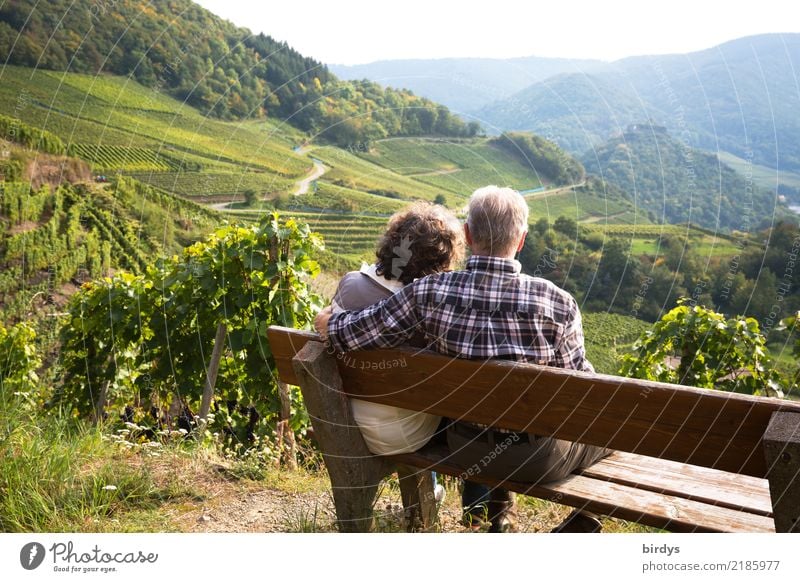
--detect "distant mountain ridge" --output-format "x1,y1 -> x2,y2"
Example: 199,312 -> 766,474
477,34 -> 800,173
331,56 -> 611,112
335,35 -> 800,175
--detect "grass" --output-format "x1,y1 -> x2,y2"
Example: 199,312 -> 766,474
0,407 -> 202,532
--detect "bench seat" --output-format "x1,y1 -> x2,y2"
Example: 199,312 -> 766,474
392,445 -> 775,532
266,325 -> 800,533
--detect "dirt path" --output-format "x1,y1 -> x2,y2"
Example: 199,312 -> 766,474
522,180 -> 586,199
405,168 -> 461,178
293,158 -> 326,196
178,467 -> 577,533
207,153 -> 327,211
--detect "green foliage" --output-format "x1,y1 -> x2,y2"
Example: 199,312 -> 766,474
491,132 -> 585,185
0,113 -> 65,154
0,321 -> 40,404
56,213 -> 323,442
777,312 -> 800,389
581,127 -> 781,231
619,299 -> 785,397
243,189 -> 258,207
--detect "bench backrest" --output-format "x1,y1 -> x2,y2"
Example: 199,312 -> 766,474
267,325 -> 800,478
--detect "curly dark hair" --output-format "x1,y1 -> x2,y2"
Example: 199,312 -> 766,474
374,201 -> 465,285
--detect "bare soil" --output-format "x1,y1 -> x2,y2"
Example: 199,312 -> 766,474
168,461 -> 581,533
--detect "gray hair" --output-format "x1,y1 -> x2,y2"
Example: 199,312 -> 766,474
466,186 -> 529,256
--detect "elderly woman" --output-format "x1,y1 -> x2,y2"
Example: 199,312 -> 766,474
330,201 -> 465,461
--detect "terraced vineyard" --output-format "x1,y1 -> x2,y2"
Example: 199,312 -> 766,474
526,189 -> 641,224
0,67 -> 310,177
129,171 -> 296,199
579,224 -> 735,238
582,312 -> 651,374
230,209 -> 387,268
311,146 -> 450,204
68,144 -> 196,172
1,178 -> 220,383
359,138 -> 545,196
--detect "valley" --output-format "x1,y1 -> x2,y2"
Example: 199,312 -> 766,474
1,0 -> 799,541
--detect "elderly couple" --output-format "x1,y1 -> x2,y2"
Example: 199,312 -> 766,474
314,186 -> 609,533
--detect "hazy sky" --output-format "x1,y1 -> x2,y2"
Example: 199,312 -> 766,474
194,0 -> 797,65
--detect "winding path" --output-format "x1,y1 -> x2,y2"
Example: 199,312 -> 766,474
208,152 -> 327,211
522,180 -> 586,199
293,158 -> 326,196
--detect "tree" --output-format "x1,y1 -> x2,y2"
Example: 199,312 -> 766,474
619,299 -> 785,397
243,189 -> 258,207
433,194 -> 447,206
553,216 -> 578,239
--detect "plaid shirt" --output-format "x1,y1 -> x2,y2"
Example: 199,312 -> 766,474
327,255 -> 593,372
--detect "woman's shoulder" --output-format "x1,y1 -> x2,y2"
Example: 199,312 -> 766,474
334,268 -> 394,311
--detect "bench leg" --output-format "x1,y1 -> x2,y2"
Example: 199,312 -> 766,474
292,341 -> 392,532
397,464 -> 438,532
763,411 -> 800,533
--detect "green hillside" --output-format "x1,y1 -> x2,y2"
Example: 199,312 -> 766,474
356,138 -> 545,196
475,73 -> 654,153
0,0 -> 477,144
0,64 -> 612,274
0,66 -> 309,175
581,125 -> 783,231
582,312 -> 651,374
0,177 -> 218,360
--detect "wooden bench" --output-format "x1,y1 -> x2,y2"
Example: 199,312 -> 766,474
267,325 -> 800,533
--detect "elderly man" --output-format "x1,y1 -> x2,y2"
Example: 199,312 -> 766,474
314,185 -> 609,533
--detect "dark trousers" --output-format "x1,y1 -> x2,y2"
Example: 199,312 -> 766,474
448,422 -> 610,508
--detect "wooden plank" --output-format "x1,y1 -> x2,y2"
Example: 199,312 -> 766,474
267,326 -> 800,477
763,411 -> 800,532
268,326 -> 316,386
537,475 -> 775,533
392,446 -> 776,533
579,451 -> 773,516
290,341 -> 392,532
397,464 -> 437,532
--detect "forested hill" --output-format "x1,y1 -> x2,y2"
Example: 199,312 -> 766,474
475,34 -> 800,173
581,125 -> 781,231
0,0 -> 478,144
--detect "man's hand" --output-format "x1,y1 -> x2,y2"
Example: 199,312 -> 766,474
314,305 -> 333,341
